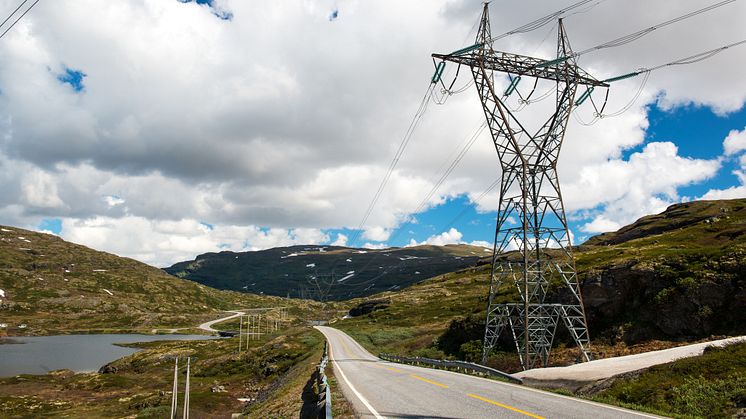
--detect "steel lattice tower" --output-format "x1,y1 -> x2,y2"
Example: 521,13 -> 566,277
432,4 -> 607,370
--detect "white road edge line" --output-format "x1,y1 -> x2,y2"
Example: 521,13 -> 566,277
320,328 -> 385,419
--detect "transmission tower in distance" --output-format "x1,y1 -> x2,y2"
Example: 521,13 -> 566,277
432,3 -> 607,370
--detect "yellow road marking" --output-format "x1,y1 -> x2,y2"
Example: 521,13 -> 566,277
467,393 -> 545,419
410,374 -> 449,388
339,338 -> 353,357
371,364 -> 403,373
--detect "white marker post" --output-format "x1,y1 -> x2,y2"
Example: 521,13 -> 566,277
238,315 -> 243,352
170,358 -> 179,419
183,357 -> 190,419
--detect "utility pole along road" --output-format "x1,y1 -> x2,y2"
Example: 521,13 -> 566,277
315,326 -> 662,419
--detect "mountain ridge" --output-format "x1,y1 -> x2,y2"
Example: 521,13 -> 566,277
165,243 -> 490,300
0,225 -> 303,335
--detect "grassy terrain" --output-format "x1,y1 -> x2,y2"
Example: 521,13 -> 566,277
165,243 -> 490,300
0,226 -> 321,335
585,341 -> 746,418
325,367 -> 355,418
332,265 -> 489,356
0,325 -> 326,418
334,199 -> 746,372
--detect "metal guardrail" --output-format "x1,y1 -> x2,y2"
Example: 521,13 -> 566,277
318,342 -> 333,419
379,353 -> 523,384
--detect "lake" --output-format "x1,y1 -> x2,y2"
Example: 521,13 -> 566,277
0,334 -> 219,377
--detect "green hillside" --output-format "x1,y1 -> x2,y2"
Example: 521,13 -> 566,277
577,199 -> 746,343
165,244 -> 489,301
585,341 -> 746,418
0,226 -> 313,335
333,198 -> 746,370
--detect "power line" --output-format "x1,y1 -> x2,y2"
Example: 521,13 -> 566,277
568,2 -> 745,122
575,37 -> 746,123
533,0 -> 739,68
412,122 -> 487,217
437,177 -> 501,235
0,0 -> 28,29
347,83 -> 435,247
344,178 -> 504,292
575,0 -> 739,57
0,0 -> 40,41
358,177 -> 503,294
489,0 -> 602,43
644,38 -> 746,71
340,122 -> 488,285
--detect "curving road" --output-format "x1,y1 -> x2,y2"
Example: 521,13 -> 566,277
198,310 -> 244,332
315,326 -> 662,419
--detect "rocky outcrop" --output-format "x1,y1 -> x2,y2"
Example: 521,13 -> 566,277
580,252 -> 746,344
348,298 -> 390,317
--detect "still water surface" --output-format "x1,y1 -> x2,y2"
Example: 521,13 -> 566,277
0,334 -> 217,376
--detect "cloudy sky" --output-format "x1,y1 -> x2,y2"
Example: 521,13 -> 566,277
1,0 -> 745,267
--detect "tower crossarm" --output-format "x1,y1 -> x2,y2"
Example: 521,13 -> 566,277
431,51 -> 608,88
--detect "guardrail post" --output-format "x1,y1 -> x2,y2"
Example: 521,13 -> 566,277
318,341 -> 333,419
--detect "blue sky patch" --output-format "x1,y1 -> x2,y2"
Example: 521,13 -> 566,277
57,68 -> 86,92
643,103 -> 746,198
329,8 -> 339,21
38,218 -> 62,234
178,0 -> 232,20
639,104 -> 746,160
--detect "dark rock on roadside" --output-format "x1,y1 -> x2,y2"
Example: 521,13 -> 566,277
98,363 -> 118,374
348,298 -> 390,317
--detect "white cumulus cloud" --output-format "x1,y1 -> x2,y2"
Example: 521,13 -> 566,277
723,127 -> 746,156
565,142 -> 720,233
0,0 -> 744,264
408,227 -> 463,246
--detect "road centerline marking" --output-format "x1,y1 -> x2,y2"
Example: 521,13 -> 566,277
468,393 -> 545,419
410,374 -> 449,388
370,364 -> 403,373
338,337 -> 354,358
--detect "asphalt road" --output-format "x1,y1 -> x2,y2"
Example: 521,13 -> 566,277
198,310 -> 244,332
315,326 -> 662,419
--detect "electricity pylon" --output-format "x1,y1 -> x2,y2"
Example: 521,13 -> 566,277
432,3 -> 607,370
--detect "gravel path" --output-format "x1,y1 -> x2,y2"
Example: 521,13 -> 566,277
515,335 -> 746,383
